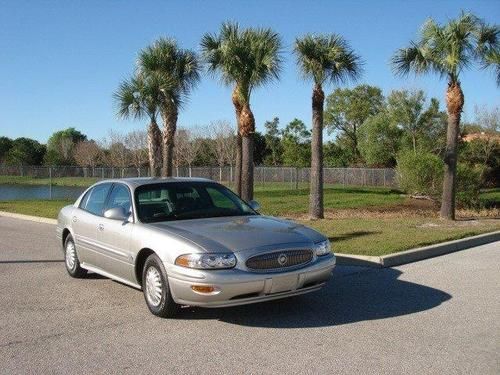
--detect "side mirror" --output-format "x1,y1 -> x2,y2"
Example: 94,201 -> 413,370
104,207 -> 129,221
248,200 -> 261,211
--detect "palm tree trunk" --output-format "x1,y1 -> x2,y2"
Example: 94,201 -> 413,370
235,134 -> 242,194
440,81 -> 464,220
147,119 -> 162,177
309,84 -> 324,219
232,87 -> 243,195
240,103 -> 255,201
161,107 -> 178,177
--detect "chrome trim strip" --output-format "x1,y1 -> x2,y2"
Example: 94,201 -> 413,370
81,263 -> 141,290
77,236 -> 128,259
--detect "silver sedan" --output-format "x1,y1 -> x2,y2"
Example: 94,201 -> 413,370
56,178 -> 336,317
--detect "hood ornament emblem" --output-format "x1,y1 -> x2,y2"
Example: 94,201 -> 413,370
277,253 -> 288,266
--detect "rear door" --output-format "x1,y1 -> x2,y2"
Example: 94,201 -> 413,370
72,183 -> 112,266
94,183 -> 135,282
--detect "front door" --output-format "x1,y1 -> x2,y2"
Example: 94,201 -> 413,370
72,183 -> 113,266
95,183 -> 135,282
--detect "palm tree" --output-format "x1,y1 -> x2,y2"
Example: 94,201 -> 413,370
114,74 -> 163,177
476,23 -> 500,86
392,13 -> 499,220
201,22 -> 282,201
138,38 -> 200,177
294,34 -> 362,219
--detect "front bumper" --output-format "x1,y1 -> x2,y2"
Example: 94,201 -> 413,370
166,254 -> 335,307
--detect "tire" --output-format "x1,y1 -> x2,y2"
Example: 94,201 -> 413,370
64,234 -> 87,278
142,254 -> 179,318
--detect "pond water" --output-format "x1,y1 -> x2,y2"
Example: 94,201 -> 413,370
0,184 -> 86,201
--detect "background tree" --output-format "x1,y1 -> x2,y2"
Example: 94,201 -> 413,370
387,90 -> 441,152
263,117 -> 282,166
461,105 -> 499,186
201,22 -> 283,201
392,12 -> 499,219
252,131 -> 267,166
126,130 -> 148,175
295,34 -> 362,218
107,130 -> 131,176
174,127 -> 203,176
44,127 -> 86,165
358,112 -> 402,167
323,141 -> 352,167
5,138 -> 46,166
211,120 -> 236,180
325,84 -> 383,164
138,38 -> 200,177
281,118 -> 311,167
0,136 -> 13,163
73,140 -> 102,176
114,74 -> 163,177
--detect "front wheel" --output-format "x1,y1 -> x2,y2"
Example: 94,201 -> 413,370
64,234 -> 87,278
142,254 -> 179,318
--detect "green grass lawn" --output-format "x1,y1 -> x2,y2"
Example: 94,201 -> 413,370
0,184 -> 498,256
255,185 -> 404,216
0,199 -> 72,219
303,217 -> 499,256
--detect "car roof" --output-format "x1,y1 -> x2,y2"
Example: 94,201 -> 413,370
92,177 -> 216,189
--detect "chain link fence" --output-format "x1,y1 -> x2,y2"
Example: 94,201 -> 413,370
0,165 -> 397,186
0,165 -> 397,201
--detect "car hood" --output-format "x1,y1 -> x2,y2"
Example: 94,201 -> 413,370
148,215 -> 325,253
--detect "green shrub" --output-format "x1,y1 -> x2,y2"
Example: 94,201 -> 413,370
396,151 -> 444,198
456,163 -> 483,208
397,150 -> 485,208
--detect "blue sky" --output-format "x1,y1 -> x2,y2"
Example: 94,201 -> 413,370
1,0 -> 499,143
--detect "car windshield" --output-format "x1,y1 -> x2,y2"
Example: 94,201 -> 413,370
135,182 -> 257,223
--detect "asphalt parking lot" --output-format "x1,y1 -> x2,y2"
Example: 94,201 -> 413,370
0,216 -> 499,374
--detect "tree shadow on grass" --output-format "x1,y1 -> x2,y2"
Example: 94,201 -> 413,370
328,231 -> 381,242
178,267 -> 451,328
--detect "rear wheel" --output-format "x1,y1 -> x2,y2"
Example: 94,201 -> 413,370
142,253 -> 179,318
64,234 -> 87,278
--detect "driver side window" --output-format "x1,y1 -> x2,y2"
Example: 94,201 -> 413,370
80,183 -> 112,216
105,184 -> 132,214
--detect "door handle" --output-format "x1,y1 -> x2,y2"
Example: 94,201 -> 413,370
98,224 -> 104,231
72,216 -> 77,223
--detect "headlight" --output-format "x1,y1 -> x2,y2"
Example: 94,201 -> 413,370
175,253 -> 237,269
314,240 -> 331,256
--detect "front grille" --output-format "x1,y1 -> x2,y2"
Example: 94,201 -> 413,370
246,250 -> 313,271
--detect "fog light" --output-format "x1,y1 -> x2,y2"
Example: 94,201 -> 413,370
191,285 -> 221,295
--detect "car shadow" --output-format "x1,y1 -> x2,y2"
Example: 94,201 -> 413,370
0,259 -> 64,264
178,267 -> 452,327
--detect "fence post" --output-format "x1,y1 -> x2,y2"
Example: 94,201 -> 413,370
383,169 -> 386,187
295,167 -> 299,190
49,166 -> 52,200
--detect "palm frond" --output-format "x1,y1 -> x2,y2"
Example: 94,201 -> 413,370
294,34 -> 363,86
113,78 -> 144,121
199,22 -> 283,102
137,37 -> 201,111
391,12 -> 495,83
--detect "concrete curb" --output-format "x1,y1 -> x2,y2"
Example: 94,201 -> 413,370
0,211 -> 57,225
335,253 -> 382,268
337,230 -> 500,268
